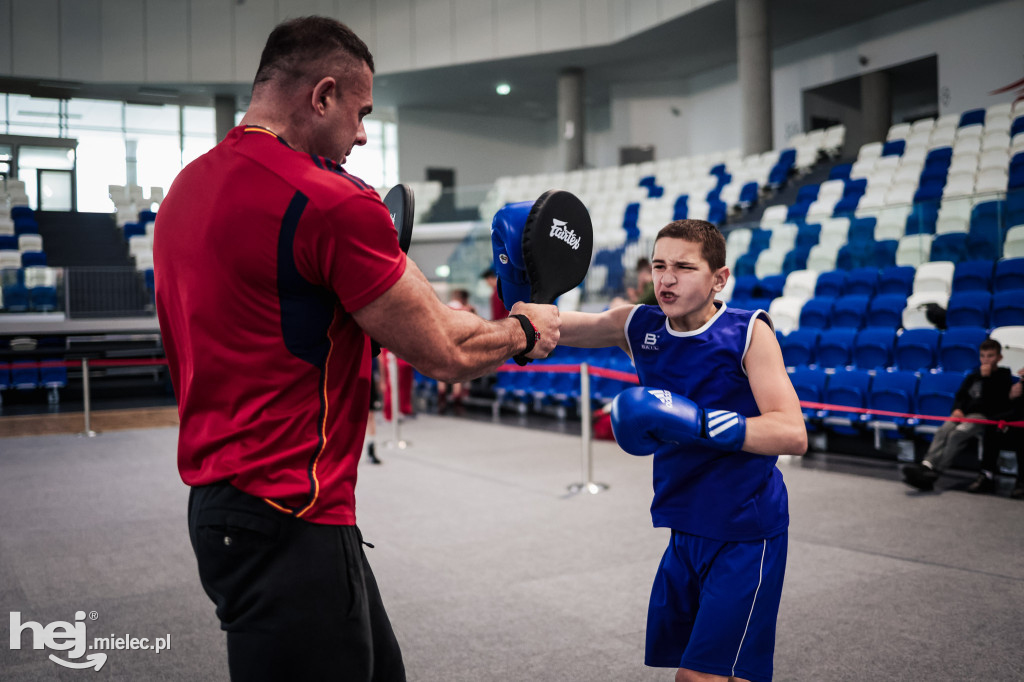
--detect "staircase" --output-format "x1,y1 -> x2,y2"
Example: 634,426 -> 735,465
35,211 -> 151,317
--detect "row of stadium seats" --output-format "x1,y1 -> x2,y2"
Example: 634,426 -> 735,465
778,325 -> 1024,373
0,360 -> 67,405
0,266 -> 59,312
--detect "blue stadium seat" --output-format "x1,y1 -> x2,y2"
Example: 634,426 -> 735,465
848,217 -> 876,242
1,281 -> 29,312
789,367 -> 827,420
866,294 -> 907,330
867,370 -> 919,431
938,326 -> 988,373
925,147 -> 953,166
916,371 -> 967,424
123,222 -> 146,239
814,270 -> 846,298
138,209 -> 157,223
832,194 -> 860,217
854,327 -> 896,369
782,246 -> 812,274
816,328 -> 857,368
787,201 -> 811,223
732,275 -> 759,300
10,205 -> 33,220
738,182 -> 759,209
966,222 -> 1002,260
733,252 -> 759,278
672,194 -> 688,220
906,201 -> 939,235
40,358 -> 68,391
796,184 -> 820,203
991,290 -> 1024,327
28,285 -> 58,312
895,329 -> 941,371
914,180 -> 945,204
822,368 -> 872,434
0,235 -> 16,250
877,265 -> 915,296
958,108 -> 985,127
13,218 -> 39,236
828,163 -> 852,181
929,233 -> 968,263
759,274 -> 787,300
971,200 -> 1006,232
836,241 -> 874,270
20,251 -> 46,267
780,329 -> 819,368
871,240 -> 897,268
951,260 -> 994,292
795,224 -> 821,249
830,295 -> 871,330
1006,188 -> 1024,227
994,258 -> 1024,291
843,267 -> 878,296
799,297 -> 833,330
1012,116 -> 1024,138
10,361 -> 39,390
881,139 -> 906,157
945,291 -> 991,329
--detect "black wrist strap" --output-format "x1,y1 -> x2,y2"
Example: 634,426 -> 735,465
511,314 -> 537,366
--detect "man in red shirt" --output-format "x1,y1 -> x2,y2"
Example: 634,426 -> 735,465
154,17 -> 558,681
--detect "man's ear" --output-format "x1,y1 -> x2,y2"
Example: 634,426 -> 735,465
311,77 -> 337,115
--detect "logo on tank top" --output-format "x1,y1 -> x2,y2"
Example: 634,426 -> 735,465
642,332 -> 660,351
549,219 -> 581,250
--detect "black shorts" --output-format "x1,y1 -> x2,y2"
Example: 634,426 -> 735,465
188,482 -> 405,681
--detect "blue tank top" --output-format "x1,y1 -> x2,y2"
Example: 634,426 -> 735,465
624,302 -> 789,541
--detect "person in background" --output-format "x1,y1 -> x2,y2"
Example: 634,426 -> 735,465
902,339 -> 1013,492
977,367 -> 1024,498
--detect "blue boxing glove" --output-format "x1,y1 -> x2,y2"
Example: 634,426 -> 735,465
610,386 -> 747,456
491,200 -> 535,309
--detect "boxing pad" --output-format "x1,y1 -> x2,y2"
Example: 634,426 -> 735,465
372,184 -> 416,357
382,184 -> 415,253
610,387 -> 747,456
491,190 -> 594,309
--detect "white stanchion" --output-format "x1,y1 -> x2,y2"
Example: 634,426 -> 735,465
568,363 -> 608,495
383,352 -> 409,449
79,358 -> 97,437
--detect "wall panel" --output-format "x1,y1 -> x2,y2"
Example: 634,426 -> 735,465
374,0 -> 413,74
582,0 -> 611,47
100,0 -> 145,81
233,0 -> 275,84
494,0 -> 538,60
338,0 -> 376,57
0,0 -> 12,75
12,0 -> 60,79
60,0 -> 102,81
452,0 -> 493,63
145,0 -> 188,82
413,0 -> 453,69
539,0 -> 582,54
189,0 -> 233,81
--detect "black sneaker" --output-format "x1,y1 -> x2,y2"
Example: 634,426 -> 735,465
966,473 -> 994,494
902,463 -> 938,491
367,443 -> 382,465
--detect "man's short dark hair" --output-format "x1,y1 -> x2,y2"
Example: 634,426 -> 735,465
980,338 -> 1002,354
253,16 -> 374,88
654,220 -> 727,271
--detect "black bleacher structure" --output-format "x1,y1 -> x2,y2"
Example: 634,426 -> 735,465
36,211 -> 151,317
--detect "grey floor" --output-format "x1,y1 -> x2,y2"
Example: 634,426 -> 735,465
1,415 -> 1021,681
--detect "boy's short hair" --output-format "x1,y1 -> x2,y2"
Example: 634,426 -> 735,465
654,220 -> 727,270
980,338 -> 1002,354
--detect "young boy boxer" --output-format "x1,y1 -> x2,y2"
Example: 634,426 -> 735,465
559,219 -> 807,682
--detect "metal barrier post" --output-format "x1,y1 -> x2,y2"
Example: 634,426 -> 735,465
383,353 -> 409,449
568,363 -> 607,495
79,358 -> 97,437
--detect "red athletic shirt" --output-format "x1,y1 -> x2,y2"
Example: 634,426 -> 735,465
154,125 -> 406,524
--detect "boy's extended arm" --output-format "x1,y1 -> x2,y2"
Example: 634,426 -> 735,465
559,306 -> 633,354
742,319 -> 808,456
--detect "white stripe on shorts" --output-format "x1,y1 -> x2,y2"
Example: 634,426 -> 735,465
732,539 -> 767,678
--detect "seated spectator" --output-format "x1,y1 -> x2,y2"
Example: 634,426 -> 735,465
976,368 -> 1024,498
902,339 -> 1013,492
612,257 -> 656,308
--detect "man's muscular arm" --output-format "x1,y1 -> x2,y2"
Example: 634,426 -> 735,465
353,259 -> 559,383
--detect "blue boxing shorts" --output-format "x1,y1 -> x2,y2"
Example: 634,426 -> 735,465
645,530 -> 788,682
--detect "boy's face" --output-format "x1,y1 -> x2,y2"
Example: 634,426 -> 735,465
651,237 -> 726,321
979,348 -> 1001,368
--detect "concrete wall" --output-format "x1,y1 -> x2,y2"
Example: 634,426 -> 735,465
0,0 -> 714,82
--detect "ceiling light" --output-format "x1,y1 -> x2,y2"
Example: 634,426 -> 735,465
496,83 -> 511,96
